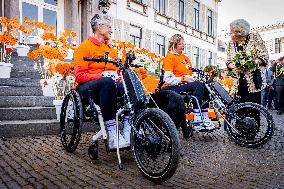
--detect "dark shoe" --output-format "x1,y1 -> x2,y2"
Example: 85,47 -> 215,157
182,126 -> 193,140
277,111 -> 283,115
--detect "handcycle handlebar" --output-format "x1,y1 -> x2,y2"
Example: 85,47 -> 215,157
83,52 -> 140,69
188,67 -> 218,83
83,56 -> 118,64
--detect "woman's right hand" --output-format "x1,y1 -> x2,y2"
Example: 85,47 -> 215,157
227,63 -> 236,69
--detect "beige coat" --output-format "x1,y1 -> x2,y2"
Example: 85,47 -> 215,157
226,31 -> 269,93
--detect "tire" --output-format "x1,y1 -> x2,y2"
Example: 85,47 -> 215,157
224,102 -> 275,148
131,108 -> 180,183
60,90 -> 83,152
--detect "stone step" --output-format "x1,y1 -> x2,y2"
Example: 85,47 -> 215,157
0,78 -> 40,87
10,70 -> 41,79
0,86 -> 43,96
12,64 -> 37,72
0,119 -> 59,137
0,107 -> 57,121
0,96 -> 54,108
0,119 -> 95,137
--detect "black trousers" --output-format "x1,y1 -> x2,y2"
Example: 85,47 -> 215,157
77,77 -> 124,121
162,81 -> 207,108
276,85 -> 284,112
238,74 -> 261,126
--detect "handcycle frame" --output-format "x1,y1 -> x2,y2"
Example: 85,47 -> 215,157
158,67 -> 274,147
82,52 -> 145,168
61,52 -> 181,182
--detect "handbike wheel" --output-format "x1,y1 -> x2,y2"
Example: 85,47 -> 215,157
132,108 -> 180,183
60,89 -> 83,152
225,102 -> 275,148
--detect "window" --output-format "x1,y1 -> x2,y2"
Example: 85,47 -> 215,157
208,51 -> 213,65
178,0 -> 185,23
275,37 -> 284,53
43,9 -> 57,33
156,34 -> 165,56
22,2 -> 38,22
130,25 -> 142,48
192,46 -> 200,68
21,0 -> 59,36
155,0 -> 165,14
194,1 -> 200,30
44,0 -> 57,5
207,9 -> 213,36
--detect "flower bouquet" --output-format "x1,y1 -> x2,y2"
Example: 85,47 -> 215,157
233,50 -> 257,71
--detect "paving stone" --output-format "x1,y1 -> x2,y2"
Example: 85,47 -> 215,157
0,110 -> 283,188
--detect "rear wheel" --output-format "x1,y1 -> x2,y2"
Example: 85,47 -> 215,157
132,108 -> 180,183
60,90 -> 83,152
225,102 -> 275,148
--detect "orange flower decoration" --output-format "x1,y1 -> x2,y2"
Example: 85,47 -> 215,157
55,61 -> 74,76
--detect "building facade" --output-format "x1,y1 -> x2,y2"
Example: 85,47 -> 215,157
1,0 -> 221,68
253,23 -> 284,61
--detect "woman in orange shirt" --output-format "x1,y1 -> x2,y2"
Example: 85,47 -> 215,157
162,34 -> 214,129
74,14 -> 129,149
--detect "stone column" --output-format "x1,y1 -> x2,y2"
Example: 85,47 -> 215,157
4,0 -> 20,20
71,0 -> 80,42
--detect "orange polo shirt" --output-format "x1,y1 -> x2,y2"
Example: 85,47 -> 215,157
74,36 -> 118,84
163,52 -> 192,76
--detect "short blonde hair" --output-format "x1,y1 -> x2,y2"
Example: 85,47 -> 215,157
168,34 -> 184,52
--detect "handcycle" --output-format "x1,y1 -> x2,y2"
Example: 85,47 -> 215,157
59,52 -> 180,183
158,68 -> 275,148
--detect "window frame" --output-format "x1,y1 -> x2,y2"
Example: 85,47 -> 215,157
129,25 -> 142,48
19,0 -> 60,35
155,0 -> 166,15
156,34 -> 165,56
207,9 -> 213,36
208,51 -> 213,65
193,46 -> 200,68
193,0 -> 200,30
178,0 -> 185,24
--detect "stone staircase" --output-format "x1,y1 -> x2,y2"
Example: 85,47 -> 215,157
0,56 -> 59,137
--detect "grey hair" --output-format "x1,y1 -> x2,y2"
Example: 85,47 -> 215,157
90,14 -> 112,33
230,19 -> 250,36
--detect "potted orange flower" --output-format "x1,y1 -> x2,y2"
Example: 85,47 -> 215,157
14,24 -> 33,56
0,17 -> 20,78
50,60 -> 74,120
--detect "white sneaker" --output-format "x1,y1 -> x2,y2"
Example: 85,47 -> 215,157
202,111 -> 215,130
122,119 -> 131,145
193,109 -> 202,123
108,129 -> 130,149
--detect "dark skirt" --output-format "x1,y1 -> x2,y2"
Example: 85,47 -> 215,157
238,73 -> 261,104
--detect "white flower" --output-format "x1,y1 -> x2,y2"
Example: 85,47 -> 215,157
241,60 -> 246,65
246,50 -> 252,56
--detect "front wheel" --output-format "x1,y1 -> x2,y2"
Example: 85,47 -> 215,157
224,102 -> 275,148
131,108 -> 180,183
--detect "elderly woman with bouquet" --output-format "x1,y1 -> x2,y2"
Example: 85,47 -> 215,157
226,19 -> 269,104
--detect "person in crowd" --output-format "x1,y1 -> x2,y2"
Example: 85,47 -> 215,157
226,19 -> 269,104
271,57 -> 284,115
225,19 -> 269,136
161,34 -> 215,129
74,14 -> 130,149
262,65 -> 275,109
